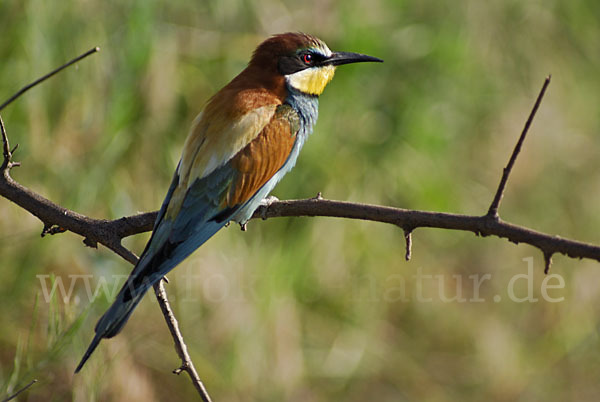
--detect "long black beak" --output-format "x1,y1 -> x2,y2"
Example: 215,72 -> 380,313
325,51 -> 383,66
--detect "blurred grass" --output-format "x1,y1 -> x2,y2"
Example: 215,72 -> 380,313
2,0 -> 600,400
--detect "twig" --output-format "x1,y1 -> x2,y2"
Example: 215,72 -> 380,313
154,281 -> 213,402
0,47 -> 100,112
487,76 -> 552,218
2,379 -> 37,402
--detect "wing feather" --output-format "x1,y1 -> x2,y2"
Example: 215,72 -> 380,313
166,92 -> 280,221
226,104 -> 300,207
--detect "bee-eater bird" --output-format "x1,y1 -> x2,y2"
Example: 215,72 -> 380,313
75,32 -> 382,372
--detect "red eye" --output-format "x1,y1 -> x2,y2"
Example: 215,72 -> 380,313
302,53 -> 313,64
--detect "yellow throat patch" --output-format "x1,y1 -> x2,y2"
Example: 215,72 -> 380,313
287,65 -> 336,96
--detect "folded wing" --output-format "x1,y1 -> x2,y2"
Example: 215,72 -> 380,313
76,101 -> 301,372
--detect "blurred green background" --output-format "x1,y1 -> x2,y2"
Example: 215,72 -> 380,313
2,0 -> 600,401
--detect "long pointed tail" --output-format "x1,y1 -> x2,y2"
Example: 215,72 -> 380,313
75,214 -> 226,373
75,332 -> 103,373
74,277 -> 149,373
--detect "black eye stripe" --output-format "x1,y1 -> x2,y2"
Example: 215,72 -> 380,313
278,56 -> 307,75
299,51 -> 326,65
278,51 -> 327,75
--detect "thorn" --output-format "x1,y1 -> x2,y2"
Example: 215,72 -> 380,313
41,224 -> 68,238
173,366 -> 185,375
10,143 -> 18,154
163,276 -> 169,284
404,229 -> 413,261
240,222 -> 247,232
313,192 -> 323,200
83,237 -> 98,248
41,223 -> 51,237
9,161 -> 20,168
544,252 -> 553,274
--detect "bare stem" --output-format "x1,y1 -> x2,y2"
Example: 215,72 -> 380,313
154,281 -> 213,402
487,76 -> 552,218
0,47 -> 100,112
2,379 -> 37,402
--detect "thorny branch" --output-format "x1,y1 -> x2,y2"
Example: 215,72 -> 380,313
1,50 -> 598,397
6,76 -> 596,274
0,49 -> 212,402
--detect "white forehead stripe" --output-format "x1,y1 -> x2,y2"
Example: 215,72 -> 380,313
306,35 -> 332,57
318,44 -> 332,57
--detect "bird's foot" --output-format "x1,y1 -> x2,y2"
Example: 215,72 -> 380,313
259,195 -> 279,206
259,195 -> 279,220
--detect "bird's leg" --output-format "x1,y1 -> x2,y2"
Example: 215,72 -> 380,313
259,195 -> 279,220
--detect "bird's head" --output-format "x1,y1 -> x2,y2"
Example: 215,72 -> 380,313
249,32 -> 383,96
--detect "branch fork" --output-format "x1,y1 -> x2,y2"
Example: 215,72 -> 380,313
1,116 -> 19,171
